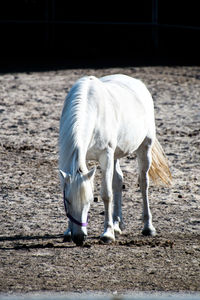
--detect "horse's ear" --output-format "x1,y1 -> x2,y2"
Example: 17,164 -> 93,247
59,170 -> 71,184
87,167 -> 96,180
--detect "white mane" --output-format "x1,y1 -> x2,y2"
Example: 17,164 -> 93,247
59,76 -> 91,176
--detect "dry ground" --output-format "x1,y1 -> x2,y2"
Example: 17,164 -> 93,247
0,66 -> 200,294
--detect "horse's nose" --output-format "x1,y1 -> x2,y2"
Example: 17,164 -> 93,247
72,233 -> 87,246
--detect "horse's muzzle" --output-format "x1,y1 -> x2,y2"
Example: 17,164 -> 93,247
72,233 -> 87,246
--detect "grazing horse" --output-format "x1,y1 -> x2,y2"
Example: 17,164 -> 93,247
59,74 -> 172,246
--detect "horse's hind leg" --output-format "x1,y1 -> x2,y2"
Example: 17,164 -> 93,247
136,137 -> 156,236
113,159 -> 124,235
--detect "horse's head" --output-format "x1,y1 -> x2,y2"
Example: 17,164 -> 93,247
60,167 -> 96,246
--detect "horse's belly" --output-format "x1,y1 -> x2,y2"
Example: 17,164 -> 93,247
115,133 -> 146,159
86,115 -> 148,161
114,114 -> 148,156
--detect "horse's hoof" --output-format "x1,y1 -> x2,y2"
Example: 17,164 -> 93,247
100,231 -> 115,244
63,230 -> 72,242
100,236 -> 115,244
113,222 -> 122,236
63,234 -> 72,242
119,222 -> 126,231
142,227 -> 156,236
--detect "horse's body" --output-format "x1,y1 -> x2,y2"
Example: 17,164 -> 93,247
59,74 -> 171,246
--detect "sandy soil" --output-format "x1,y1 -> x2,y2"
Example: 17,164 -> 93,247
0,66 -> 200,294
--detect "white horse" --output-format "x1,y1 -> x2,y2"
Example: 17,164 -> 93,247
59,74 -> 171,246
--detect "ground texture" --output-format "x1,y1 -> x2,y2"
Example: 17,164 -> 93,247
0,66 -> 200,294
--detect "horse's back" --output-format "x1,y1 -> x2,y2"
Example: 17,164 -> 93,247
82,74 -> 156,159
99,74 -> 155,155
60,74 -> 156,162
100,74 -> 153,111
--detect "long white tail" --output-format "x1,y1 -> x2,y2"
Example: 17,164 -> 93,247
149,138 -> 172,186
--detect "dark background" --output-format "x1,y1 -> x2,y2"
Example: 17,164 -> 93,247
0,0 -> 200,70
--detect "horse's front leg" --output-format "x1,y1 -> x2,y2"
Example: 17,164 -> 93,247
99,147 -> 115,243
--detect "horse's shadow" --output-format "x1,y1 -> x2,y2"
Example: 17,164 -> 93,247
0,234 -> 174,250
0,233 -> 78,250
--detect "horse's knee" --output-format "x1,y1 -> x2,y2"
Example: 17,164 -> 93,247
101,190 -> 113,202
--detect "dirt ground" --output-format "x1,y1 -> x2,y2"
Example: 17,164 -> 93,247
0,65 -> 200,295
